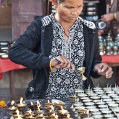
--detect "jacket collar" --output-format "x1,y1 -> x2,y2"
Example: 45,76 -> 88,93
41,16 -> 95,74
41,14 -> 96,30
42,21 -> 95,65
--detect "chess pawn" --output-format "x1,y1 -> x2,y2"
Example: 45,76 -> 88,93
99,40 -> 104,55
98,36 -> 105,55
98,36 -> 104,41
115,34 -> 119,47
103,39 -> 106,55
106,45 -> 112,55
113,42 -> 118,55
103,39 -> 107,47
106,31 -> 114,48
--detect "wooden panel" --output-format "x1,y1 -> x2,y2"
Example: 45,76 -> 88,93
0,4 -> 12,28
12,0 -> 47,41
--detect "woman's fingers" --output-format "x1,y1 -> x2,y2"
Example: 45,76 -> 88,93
53,56 -> 75,69
105,67 -> 113,78
101,13 -> 114,22
94,63 -> 113,78
60,56 -> 69,68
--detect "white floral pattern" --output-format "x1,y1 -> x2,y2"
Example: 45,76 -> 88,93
43,14 -> 94,99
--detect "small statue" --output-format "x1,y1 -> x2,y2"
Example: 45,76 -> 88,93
98,36 -> 105,55
105,31 -> 114,48
106,44 -> 112,55
115,34 -> 119,47
113,42 -> 119,55
105,31 -> 114,55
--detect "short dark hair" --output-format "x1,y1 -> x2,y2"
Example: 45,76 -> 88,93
56,0 -> 64,4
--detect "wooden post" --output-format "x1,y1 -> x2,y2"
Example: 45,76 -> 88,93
8,70 -> 16,100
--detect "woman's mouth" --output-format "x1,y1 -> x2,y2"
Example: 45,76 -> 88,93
69,17 -> 77,20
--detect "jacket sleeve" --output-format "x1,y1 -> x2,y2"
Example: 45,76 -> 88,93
90,31 -> 102,78
8,18 -> 50,69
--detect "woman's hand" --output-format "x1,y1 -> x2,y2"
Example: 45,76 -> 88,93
51,56 -> 75,70
101,13 -> 114,22
94,63 -> 113,78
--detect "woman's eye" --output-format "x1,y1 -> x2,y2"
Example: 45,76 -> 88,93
66,7 -> 74,9
78,6 -> 81,8
66,6 -> 81,10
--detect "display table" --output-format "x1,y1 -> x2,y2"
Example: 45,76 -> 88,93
0,58 -> 26,100
1,55 -> 119,100
0,99 -> 76,119
102,55 -> 119,86
0,58 -> 25,73
102,55 -> 119,66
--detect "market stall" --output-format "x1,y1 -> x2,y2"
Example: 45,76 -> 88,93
102,55 -> 119,86
0,1 -> 119,118
1,87 -> 119,118
0,58 -> 25,73
0,58 -> 25,100
102,55 -> 119,65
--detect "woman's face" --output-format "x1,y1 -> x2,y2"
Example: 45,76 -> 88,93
53,0 -> 83,23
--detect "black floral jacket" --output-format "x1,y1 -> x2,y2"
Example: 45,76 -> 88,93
8,16 -> 102,99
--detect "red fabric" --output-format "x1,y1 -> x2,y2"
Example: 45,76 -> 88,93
0,58 -> 25,73
0,55 -> 118,73
102,55 -> 119,64
0,73 -> 3,80
102,55 -> 119,86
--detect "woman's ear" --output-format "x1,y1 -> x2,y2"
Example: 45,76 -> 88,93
52,0 -> 58,9
51,0 -> 57,5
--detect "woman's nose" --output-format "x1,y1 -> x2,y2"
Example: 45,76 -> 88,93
71,8 -> 79,15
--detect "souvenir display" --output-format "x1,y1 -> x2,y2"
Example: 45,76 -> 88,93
83,0 -> 99,22
1,86 -> 119,118
7,98 -> 75,119
70,86 -> 119,118
0,41 -> 10,58
99,31 -> 119,55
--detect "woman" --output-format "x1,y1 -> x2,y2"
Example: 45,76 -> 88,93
8,0 -> 113,99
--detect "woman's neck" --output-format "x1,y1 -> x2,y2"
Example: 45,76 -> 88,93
54,13 -> 74,42
54,13 -> 73,31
